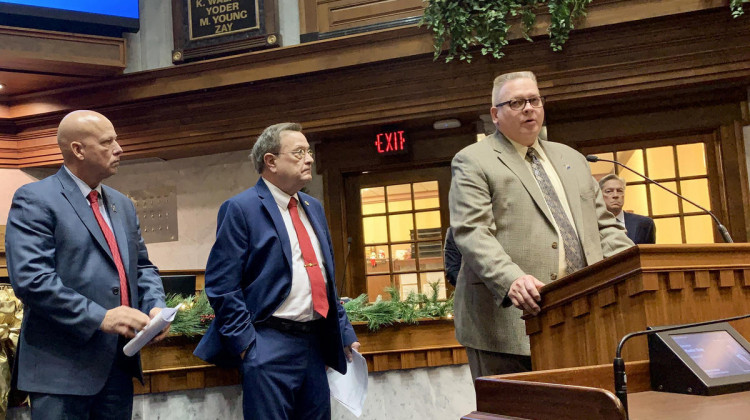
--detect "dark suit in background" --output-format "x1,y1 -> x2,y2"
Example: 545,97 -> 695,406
624,211 -> 656,244
5,111 -> 166,419
443,227 -> 461,286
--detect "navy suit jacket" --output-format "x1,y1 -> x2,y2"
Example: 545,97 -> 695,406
5,167 -> 165,395
194,178 -> 357,374
624,212 -> 656,244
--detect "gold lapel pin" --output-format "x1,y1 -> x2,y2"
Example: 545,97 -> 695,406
304,200 -> 310,206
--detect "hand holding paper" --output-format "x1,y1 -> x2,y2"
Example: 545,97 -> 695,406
123,305 -> 181,357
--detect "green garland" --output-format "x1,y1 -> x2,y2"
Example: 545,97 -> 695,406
422,0 -> 748,63
164,281 -> 454,335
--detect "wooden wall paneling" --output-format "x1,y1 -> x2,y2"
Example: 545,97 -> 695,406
316,0 -> 424,33
299,0 -> 319,34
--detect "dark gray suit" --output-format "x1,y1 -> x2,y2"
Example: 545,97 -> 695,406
5,167 -> 165,396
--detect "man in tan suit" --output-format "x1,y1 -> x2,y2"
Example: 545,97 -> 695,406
449,71 -> 633,380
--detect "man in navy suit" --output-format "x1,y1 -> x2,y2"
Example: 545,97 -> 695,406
194,122 -> 360,420
599,174 -> 656,244
5,110 -> 168,419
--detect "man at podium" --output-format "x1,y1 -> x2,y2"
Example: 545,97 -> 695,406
449,71 -> 633,380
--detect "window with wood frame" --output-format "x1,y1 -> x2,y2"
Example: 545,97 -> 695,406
587,141 -> 714,243
360,180 -> 447,302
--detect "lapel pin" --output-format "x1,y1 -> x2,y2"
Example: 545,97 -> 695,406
566,164 -> 571,170
111,204 -> 117,213
304,200 -> 310,206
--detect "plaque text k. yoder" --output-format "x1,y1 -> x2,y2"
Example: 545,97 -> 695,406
188,0 -> 259,40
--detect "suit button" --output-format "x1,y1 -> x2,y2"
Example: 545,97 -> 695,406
112,287 -> 120,296
552,242 -> 558,249
550,273 -> 558,281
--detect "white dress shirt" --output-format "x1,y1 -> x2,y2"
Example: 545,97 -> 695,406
262,178 -> 328,322
64,165 -> 113,231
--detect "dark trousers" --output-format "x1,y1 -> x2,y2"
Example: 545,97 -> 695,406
241,322 -> 330,420
29,359 -> 134,420
466,347 -> 532,382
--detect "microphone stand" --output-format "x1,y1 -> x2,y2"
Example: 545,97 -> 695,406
613,313 -> 750,418
587,156 -> 733,243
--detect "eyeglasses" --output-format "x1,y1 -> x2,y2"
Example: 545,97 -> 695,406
495,96 -> 545,111
274,148 -> 314,160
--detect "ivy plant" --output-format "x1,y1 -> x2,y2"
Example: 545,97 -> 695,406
422,0 -> 747,63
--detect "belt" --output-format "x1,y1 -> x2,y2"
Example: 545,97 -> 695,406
258,316 -> 324,334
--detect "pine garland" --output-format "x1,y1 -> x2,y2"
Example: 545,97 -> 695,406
164,281 -> 455,335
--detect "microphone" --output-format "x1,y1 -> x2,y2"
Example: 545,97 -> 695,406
586,155 -> 733,243
613,313 -> 750,418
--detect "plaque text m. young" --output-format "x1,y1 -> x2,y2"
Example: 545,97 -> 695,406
188,0 -> 259,40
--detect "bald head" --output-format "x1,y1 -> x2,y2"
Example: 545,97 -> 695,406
58,110 -> 122,188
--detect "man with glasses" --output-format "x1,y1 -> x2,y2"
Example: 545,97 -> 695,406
194,122 -> 360,419
449,71 -> 633,379
599,173 -> 656,244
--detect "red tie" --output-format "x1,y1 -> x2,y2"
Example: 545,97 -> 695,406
287,197 -> 328,318
88,191 -> 130,307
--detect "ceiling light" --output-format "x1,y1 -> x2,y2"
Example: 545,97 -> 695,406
0,83 -> 5,90
433,119 -> 461,130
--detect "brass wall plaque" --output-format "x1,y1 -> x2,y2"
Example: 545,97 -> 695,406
172,0 -> 279,63
127,187 -> 179,244
188,0 -> 260,40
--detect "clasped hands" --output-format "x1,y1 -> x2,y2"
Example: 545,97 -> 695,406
507,275 -> 545,315
100,306 -> 170,343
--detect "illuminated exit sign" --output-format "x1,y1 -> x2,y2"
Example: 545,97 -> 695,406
374,129 -> 408,155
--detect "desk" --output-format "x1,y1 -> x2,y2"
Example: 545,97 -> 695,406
463,360 -> 750,420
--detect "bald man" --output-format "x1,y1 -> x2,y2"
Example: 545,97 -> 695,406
5,110 -> 167,419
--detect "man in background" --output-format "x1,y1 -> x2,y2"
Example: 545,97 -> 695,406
449,71 -> 633,380
5,110 -> 168,419
194,123 -> 360,419
599,174 -> 656,244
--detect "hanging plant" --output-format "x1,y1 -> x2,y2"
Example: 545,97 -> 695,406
421,0 -> 592,63
422,0 -> 747,63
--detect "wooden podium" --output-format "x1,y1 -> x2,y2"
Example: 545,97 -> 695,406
463,361 -> 750,420
525,244 -> 750,370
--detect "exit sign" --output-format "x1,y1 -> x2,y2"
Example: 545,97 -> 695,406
374,130 -> 408,155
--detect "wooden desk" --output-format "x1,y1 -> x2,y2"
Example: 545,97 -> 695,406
465,360 -> 750,420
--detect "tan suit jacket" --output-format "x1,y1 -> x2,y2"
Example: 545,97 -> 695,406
449,132 -> 633,356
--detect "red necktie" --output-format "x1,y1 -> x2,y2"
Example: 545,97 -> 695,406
287,197 -> 328,318
87,191 -> 130,307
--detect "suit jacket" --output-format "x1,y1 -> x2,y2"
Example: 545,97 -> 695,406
449,132 -> 633,356
5,167 -> 165,395
194,178 -> 357,374
624,212 -> 656,244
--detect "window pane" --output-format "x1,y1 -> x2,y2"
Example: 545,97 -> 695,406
624,184 -> 648,216
650,182 -> 679,215
361,187 -> 385,215
414,181 -> 439,210
684,215 -> 714,244
389,213 -> 414,242
646,146 -> 675,180
415,210 -> 442,240
387,184 -> 412,212
677,143 -> 707,177
363,216 -> 387,244
654,217 -> 682,244
418,241 -> 444,271
589,152 -> 615,179
617,150 -> 645,184
366,275 -> 392,302
420,272 -> 447,300
680,178 -> 711,214
365,246 -> 390,274
391,243 -> 416,273
396,273 -> 419,299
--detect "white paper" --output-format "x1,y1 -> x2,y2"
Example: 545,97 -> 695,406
327,349 -> 368,417
123,305 -> 180,356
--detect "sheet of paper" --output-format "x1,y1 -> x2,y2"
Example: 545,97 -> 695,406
123,305 -> 180,357
327,349 -> 368,417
